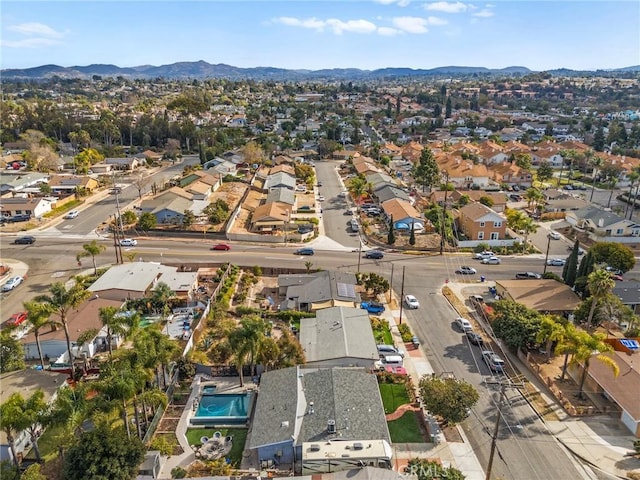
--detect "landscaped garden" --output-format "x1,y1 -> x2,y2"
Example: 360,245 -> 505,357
387,411 -> 425,443
185,428 -> 247,466
379,382 -> 411,414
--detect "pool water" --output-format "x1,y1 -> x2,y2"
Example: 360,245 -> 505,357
191,391 -> 254,425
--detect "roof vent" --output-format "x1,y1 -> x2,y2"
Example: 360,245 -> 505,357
309,444 -> 320,452
280,421 -> 289,428
327,419 -> 336,434
353,442 -> 363,450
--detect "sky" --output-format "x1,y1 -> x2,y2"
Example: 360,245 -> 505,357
1,1 -> 639,72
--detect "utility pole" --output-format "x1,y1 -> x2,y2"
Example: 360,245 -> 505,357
357,234 -> 363,274
440,170 -> 450,256
112,214 -> 121,265
399,266 -> 405,325
388,263 -> 394,304
543,234 -> 552,274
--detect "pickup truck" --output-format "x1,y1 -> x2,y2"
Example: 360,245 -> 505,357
360,301 -> 385,314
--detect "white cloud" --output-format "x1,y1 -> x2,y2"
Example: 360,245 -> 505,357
392,16 -> 429,34
473,8 -> 494,17
8,22 -> 64,38
426,16 -> 448,26
424,2 -> 468,13
377,26 -> 403,36
325,19 -> 378,35
374,0 -> 411,6
276,17 -> 326,31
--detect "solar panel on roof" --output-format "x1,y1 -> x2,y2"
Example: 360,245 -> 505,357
337,282 -> 355,298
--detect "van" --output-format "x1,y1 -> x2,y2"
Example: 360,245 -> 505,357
380,354 -> 404,366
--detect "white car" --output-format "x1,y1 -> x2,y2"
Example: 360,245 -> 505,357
548,231 -> 561,240
317,196 -> 326,202
2,276 -> 24,292
454,317 -> 473,332
120,238 -> 138,247
404,294 -> 420,309
481,256 -> 501,265
474,251 -> 495,260
64,209 -> 80,219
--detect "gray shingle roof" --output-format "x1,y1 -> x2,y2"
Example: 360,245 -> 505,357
249,367 -> 390,449
266,187 -> 296,205
613,281 -> 640,305
574,205 -> 627,228
278,271 -> 359,307
299,307 -> 379,363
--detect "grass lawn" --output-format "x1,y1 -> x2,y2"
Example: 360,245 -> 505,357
387,411 -> 424,443
372,321 -> 393,345
185,428 -> 247,466
24,424 -> 65,462
379,383 -> 410,414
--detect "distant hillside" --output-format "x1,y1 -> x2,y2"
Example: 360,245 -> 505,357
2,60 -> 638,81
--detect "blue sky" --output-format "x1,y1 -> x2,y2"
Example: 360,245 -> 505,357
1,1 -> 639,71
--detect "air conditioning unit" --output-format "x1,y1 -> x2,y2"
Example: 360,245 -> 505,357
327,419 -> 336,434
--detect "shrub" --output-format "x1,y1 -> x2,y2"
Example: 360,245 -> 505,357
398,323 -> 413,342
150,436 -> 174,456
171,466 -> 187,479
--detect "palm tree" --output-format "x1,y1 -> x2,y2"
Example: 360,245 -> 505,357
76,240 -> 107,275
588,152 -> 603,202
228,329 -> 251,387
535,315 -> 565,362
96,364 -> 138,439
557,149 -> 577,187
624,170 -> 640,219
347,175 -> 370,206
574,331 -> 619,399
556,323 -> 581,381
23,301 -> 53,371
34,282 -> 90,377
518,216 -> 538,254
99,306 -> 129,359
606,177 -> 618,208
628,166 -> 640,220
585,269 -> 616,329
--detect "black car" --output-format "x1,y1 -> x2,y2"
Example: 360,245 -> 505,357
8,214 -> 31,223
14,236 -> 36,244
466,331 -> 485,347
364,250 -> 384,259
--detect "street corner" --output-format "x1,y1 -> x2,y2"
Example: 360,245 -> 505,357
0,258 -> 30,281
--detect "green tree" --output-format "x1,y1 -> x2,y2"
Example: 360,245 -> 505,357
589,242 -> 635,273
76,240 -> 107,275
121,210 -> 138,225
514,153 -> 532,170
536,160 -> 554,183
407,458 -> 466,480
412,146 -> 440,192
491,300 -> 541,351
387,215 -> 395,245
362,273 -> 390,296
563,240 -> 579,287
73,148 -> 103,174
0,394 -> 24,465
574,331 -> 619,399
347,175 -> 370,205
0,330 -> 26,373
203,199 -> 230,225
409,221 -> 416,246
418,376 -> 479,425
584,269 -> 616,329
479,195 -> 494,207
137,212 -> 157,230
99,306 -> 129,359
63,424 -> 145,480
181,209 -> 196,228
34,282 -> 91,377
23,301 -> 54,371
535,315 -> 566,362
0,391 -> 49,463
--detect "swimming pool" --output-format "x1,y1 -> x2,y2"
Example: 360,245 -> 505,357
190,388 -> 254,426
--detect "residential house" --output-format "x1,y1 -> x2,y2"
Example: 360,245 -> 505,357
0,172 -> 48,194
251,201 -> 292,233
136,150 -> 163,163
365,172 -> 398,192
278,270 -> 359,312
380,198 -> 426,232
450,191 -> 508,213
204,159 -> 238,177
104,157 -> 140,170
612,281 -> 640,315
88,162 -> 114,174
248,366 -> 391,471
0,197 -> 51,219
88,262 -> 195,301
21,297 -> 125,363
269,164 -> 296,177
458,203 -> 506,241
264,172 -> 296,192
401,141 -> 423,165
374,185 -> 412,205
477,140 -> 509,165
353,160 -> 383,177
381,143 -> 402,161
0,370 -> 63,463
565,205 -> 640,239
494,279 -> 581,315
138,187 -> 195,223
437,157 -> 490,189
47,174 -> 99,193
491,162 -> 533,188
332,150 -> 360,161
299,307 -> 379,369
266,188 -> 295,206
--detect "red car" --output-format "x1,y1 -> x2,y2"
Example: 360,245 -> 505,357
211,243 -> 231,251
8,312 -> 27,326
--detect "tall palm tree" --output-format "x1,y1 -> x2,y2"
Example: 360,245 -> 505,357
34,282 -> 90,377
573,331 -> 619,399
23,300 -> 54,371
99,306 -> 129,359
585,269 -> 616,330
535,315 -> 565,362
96,364 -> 138,438
628,166 -> 640,220
347,175 -> 370,206
557,149 -> 577,187
588,152 -> 603,202
556,322 -> 581,381
228,329 -> 251,387
76,240 -> 107,275
606,177 -> 618,208
624,171 -> 640,219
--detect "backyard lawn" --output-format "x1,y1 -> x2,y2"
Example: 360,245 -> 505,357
186,428 -> 247,466
379,383 -> 410,414
371,318 -> 393,345
387,411 -> 424,443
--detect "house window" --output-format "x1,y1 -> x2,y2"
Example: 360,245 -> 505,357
494,221 -> 502,228
478,231 -> 484,240
615,229 -> 623,235
490,232 -> 499,240
605,229 -> 612,235
479,221 -> 485,227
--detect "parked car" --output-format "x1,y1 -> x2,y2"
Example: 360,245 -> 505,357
466,331 -> 485,347
211,243 -> 231,251
474,251 -> 495,260
8,214 -> 31,223
468,294 -> 485,305
14,236 -> 36,245
294,248 -> 314,256
298,205 -> 312,212
8,312 -> 28,326
481,256 -> 501,265
120,238 -> 138,247
317,195 -> 326,202
404,294 -> 420,309
2,276 -> 24,292
482,350 -> 506,373
454,317 -> 473,332
350,219 -> 360,232
548,231 -> 561,240
298,225 -> 314,234
605,266 -> 624,276
455,266 -> 477,275
515,271 -> 541,279
411,335 -> 420,348
361,301 -> 385,314
546,258 -> 566,266
377,344 -> 405,357
364,250 -> 384,259
64,210 -> 80,219
343,209 -> 354,216
567,245 -> 586,255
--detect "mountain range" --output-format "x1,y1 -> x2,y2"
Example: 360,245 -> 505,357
2,60 -> 639,81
